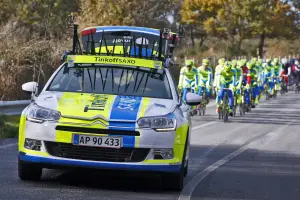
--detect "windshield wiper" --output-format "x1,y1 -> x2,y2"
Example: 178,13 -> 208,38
87,68 -> 94,91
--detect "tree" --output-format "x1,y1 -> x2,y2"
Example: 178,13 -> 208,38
249,0 -> 296,57
79,0 -> 176,29
15,0 -> 79,39
180,0 -> 296,57
180,0 -> 221,48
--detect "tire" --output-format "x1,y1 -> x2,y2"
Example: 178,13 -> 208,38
18,159 -> 42,181
239,104 -> 243,116
184,161 -> 188,177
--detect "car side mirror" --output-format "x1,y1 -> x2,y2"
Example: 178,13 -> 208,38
22,82 -> 38,96
185,92 -> 202,106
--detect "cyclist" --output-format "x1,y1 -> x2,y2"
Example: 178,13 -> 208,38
263,58 -> 274,96
213,58 -> 226,98
272,58 -> 282,93
246,61 -> 259,108
216,61 -> 235,116
241,60 -> 251,110
197,58 -> 212,103
234,60 -> 244,105
178,59 -> 198,102
292,59 -> 300,87
256,59 -> 264,100
281,57 -> 289,92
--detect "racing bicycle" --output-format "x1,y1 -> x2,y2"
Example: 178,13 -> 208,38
264,77 -> 273,100
273,76 -> 281,99
233,88 -> 238,117
280,75 -> 288,95
197,86 -> 207,116
218,88 -> 231,123
240,86 -> 246,116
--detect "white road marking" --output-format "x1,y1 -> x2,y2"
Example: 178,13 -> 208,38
0,143 -> 17,149
178,120 -> 295,200
192,121 -> 217,131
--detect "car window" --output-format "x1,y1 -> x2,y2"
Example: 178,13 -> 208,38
47,65 -> 173,99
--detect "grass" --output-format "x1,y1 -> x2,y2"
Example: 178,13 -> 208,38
0,114 -> 20,139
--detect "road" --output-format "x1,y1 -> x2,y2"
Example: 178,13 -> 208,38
1,93 -> 300,200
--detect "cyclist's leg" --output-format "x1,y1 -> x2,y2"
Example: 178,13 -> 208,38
228,89 -> 234,115
236,88 -> 242,104
270,78 -> 275,95
253,84 -> 259,105
216,87 -> 224,113
206,87 -> 210,98
182,88 -> 189,102
245,88 -> 250,106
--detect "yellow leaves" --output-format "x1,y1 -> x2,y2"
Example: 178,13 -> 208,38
180,0 -> 296,41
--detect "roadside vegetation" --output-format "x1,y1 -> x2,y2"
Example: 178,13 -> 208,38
0,115 -> 19,139
0,0 -> 300,101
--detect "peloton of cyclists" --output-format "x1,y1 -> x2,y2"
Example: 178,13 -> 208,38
177,56 -> 296,118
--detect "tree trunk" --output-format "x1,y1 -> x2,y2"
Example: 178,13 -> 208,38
258,32 -> 265,58
199,35 -> 207,48
237,38 -> 243,56
190,26 -> 195,47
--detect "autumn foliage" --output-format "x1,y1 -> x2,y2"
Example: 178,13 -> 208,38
0,0 -> 299,100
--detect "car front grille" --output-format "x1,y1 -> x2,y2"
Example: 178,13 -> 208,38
44,141 -> 149,163
55,126 -> 140,136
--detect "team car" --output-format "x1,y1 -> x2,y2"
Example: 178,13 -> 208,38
18,25 -> 202,190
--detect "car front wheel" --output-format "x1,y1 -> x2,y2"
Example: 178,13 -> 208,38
18,159 -> 42,181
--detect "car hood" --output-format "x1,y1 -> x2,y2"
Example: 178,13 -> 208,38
35,91 -> 176,124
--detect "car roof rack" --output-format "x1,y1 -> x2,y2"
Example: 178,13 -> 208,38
65,24 -> 181,69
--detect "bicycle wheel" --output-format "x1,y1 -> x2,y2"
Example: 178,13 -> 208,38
273,90 -> 277,99
233,94 -> 237,117
223,92 -> 229,123
202,87 -> 206,116
239,103 -> 243,116
198,104 -> 202,116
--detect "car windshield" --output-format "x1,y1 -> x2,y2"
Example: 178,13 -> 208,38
47,65 -> 172,99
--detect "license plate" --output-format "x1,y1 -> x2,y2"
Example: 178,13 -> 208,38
73,134 -> 122,148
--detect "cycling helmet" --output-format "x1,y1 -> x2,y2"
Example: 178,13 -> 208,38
185,59 -> 193,67
257,59 -> 263,65
281,58 -> 288,65
202,59 -> 209,66
273,58 -> 279,64
224,61 -> 231,71
246,62 -> 253,70
231,60 -> 237,68
237,60 -> 243,68
218,58 -> 225,65
251,57 -> 257,63
295,60 -> 299,66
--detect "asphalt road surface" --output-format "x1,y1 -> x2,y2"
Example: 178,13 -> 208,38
1,93 -> 300,200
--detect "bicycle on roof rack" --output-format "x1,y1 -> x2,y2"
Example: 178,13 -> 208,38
61,24 -> 181,67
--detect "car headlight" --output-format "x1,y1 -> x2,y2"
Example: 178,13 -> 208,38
27,103 -> 61,123
137,114 -> 176,132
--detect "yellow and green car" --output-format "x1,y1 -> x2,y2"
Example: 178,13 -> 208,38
17,26 -> 201,190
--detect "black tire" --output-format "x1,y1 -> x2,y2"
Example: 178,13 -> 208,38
239,104 -> 243,116
18,159 -> 42,181
224,112 -> 229,123
184,161 -> 188,177
233,106 -> 236,117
